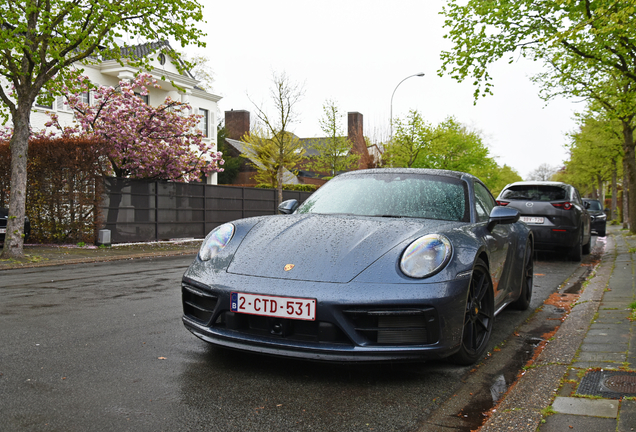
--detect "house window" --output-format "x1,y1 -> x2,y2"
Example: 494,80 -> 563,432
80,91 -> 90,105
159,53 -> 166,65
199,108 -> 209,137
134,92 -> 149,104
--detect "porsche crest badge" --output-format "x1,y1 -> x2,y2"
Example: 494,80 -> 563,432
284,264 -> 295,272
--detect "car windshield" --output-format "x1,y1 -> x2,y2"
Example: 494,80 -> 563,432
296,173 -> 470,222
500,185 -> 567,201
586,200 -> 603,211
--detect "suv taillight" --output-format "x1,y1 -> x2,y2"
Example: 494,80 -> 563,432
552,202 -> 574,210
496,200 -> 509,206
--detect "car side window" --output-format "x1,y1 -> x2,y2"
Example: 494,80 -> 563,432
574,189 -> 583,205
474,182 -> 496,222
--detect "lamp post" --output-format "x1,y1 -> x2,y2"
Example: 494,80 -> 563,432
390,72 -> 425,140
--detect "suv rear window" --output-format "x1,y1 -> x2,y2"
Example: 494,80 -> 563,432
500,185 -> 567,201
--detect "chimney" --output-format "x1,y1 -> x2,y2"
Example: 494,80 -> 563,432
348,112 -> 372,169
225,110 -> 250,141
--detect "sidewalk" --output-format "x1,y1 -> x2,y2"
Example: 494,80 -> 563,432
0,239 -> 201,271
480,225 -> 636,432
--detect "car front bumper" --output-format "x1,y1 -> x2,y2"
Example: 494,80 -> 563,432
181,271 -> 471,362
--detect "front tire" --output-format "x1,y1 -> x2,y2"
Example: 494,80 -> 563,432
450,259 -> 494,365
511,239 -> 533,310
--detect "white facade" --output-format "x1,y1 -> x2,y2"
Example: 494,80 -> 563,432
30,49 -> 223,184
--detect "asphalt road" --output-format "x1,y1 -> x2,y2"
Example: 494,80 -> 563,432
0,238 -> 599,432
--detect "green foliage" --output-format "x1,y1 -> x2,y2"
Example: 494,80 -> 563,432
216,125 -> 242,184
241,128 -> 305,188
384,110 -> 432,168
256,184 -> 319,192
307,100 -> 359,176
383,111 -> 519,195
558,112 -> 623,195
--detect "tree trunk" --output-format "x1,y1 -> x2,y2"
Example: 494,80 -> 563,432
611,159 -> 618,220
1,101 -> 32,259
277,165 -> 283,207
622,120 -> 636,233
623,158 -> 629,228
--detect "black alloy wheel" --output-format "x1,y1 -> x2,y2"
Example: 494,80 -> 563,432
450,259 -> 494,365
512,239 -> 533,310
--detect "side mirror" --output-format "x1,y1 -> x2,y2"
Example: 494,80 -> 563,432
487,206 -> 520,231
278,199 -> 299,214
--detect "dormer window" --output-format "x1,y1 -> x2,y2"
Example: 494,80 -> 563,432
159,53 -> 166,65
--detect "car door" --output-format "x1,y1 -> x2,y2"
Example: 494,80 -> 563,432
474,182 -> 512,306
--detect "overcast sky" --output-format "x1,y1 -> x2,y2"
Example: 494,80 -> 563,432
193,0 -> 583,179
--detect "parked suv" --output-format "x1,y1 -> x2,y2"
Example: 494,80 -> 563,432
582,198 -> 607,237
496,182 -> 591,261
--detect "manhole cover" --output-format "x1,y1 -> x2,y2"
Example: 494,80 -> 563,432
602,375 -> 636,393
578,371 -> 636,398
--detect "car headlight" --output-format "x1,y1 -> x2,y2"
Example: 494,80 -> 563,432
400,234 -> 452,278
199,223 -> 235,261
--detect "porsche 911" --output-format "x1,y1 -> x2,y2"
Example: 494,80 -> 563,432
181,169 -> 533,365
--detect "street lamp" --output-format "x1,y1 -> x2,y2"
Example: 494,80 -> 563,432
390,72 -> 425,140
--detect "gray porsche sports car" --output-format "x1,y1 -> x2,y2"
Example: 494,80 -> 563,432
182,169 -> 534,365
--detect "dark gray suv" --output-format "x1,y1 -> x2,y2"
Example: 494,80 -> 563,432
496,182 -> 591,261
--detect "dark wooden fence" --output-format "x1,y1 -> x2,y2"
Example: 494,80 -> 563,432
101,178 -> 313,243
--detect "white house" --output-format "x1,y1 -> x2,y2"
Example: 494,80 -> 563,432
30,41 -> 223,184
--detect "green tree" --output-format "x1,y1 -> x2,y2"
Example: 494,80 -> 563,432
248,72 -> 305,205
240,128 -> 304,190
308,100 -> 359,176
423,117 -> 490,172
440,0 -> 636,232
0,0 -> 205,259
488,165 -> 523,198
560,112 -> 623,218
216,124 -> 242,184
383,110 -> 431,168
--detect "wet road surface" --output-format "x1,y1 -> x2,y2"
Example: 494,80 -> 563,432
0,237 -> 601,431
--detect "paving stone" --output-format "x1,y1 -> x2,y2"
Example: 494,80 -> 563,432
584,334 -> 630,344
552,397 -> 619,418
571,361 -> 626,369
618,400 -> 636,432
579,343 -> 628,352
576,352 -> 626,362
587,328 -> 631,337
539,413 -> 616,432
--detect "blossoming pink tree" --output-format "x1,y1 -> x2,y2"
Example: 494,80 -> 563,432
46,73 -> 224,182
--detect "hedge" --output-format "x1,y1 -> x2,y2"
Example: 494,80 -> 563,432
0,137 -> 107,243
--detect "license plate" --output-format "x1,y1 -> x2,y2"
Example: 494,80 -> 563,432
0,228 -> 5,234
520,216 -> 544,224
231,292 -> 316,321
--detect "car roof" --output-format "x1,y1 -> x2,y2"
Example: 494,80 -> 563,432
338,168 -> 477,182
502,181 -> 572,191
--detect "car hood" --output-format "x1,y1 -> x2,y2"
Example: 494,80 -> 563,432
226,214 -> 456,283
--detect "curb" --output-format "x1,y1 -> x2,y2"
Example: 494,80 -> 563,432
0,248 -> 199,271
